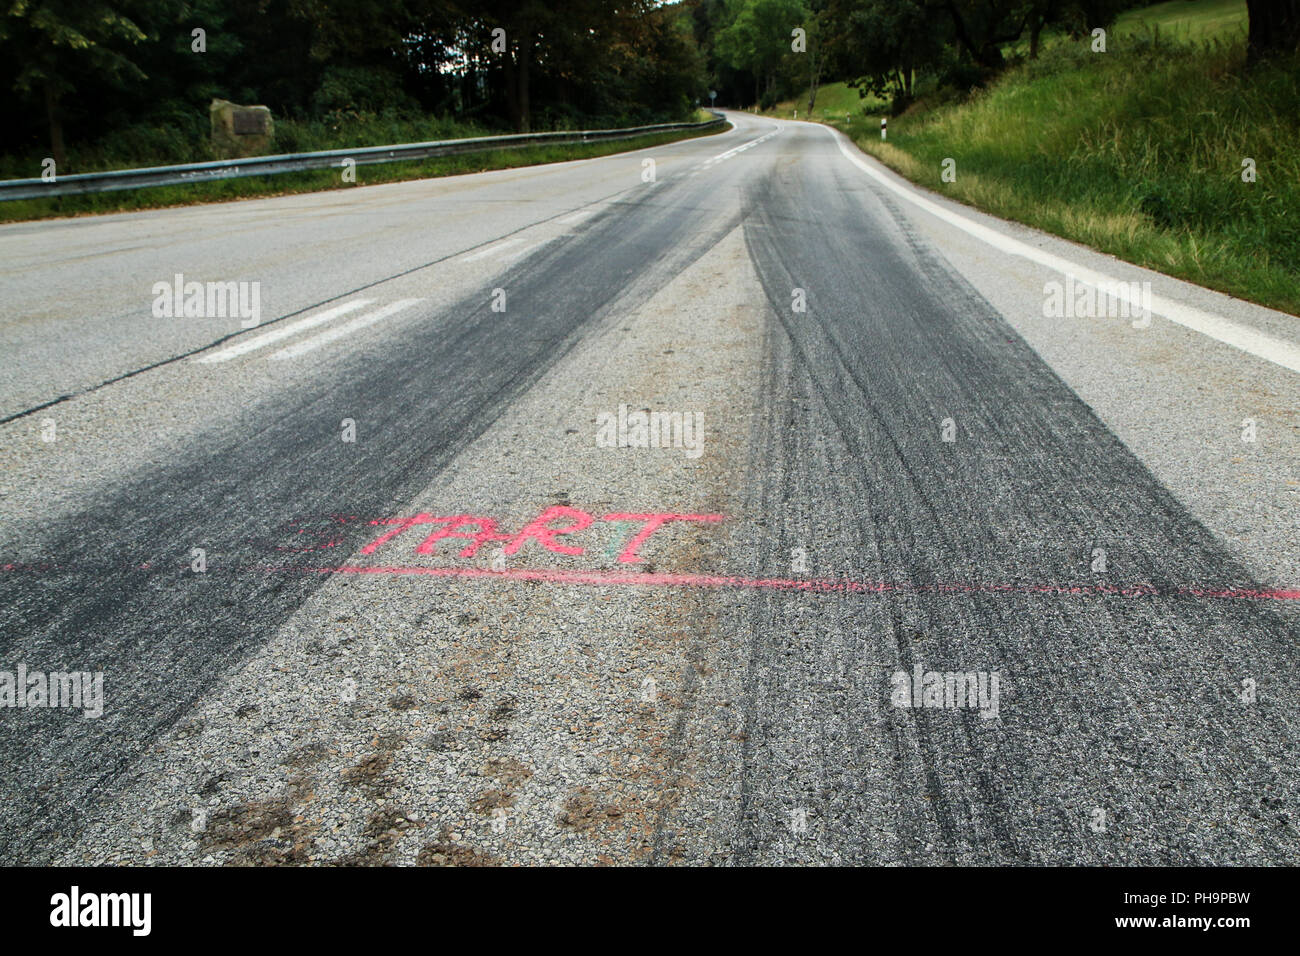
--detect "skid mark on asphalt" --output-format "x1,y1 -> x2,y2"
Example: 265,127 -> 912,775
0,169 -> 748,866
248,508 -> 1300,600
30,222 -> 766,867
265,564 -> 1300,600
712,132 -> 1300,865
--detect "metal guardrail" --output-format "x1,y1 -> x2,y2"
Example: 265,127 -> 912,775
0,112 -> 726,202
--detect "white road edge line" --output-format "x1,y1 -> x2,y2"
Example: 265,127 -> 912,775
823,125 -> 1300,375
269,299 -> 425,360
195,299 -> 374,364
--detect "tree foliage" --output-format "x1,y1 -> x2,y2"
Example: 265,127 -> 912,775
0,0 -> 707,165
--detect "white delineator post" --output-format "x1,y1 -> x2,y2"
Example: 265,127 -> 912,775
881,117 -> 887,141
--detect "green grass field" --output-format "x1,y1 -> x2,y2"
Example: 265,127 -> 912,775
762,81 -> 887,123
999,0 -> 1247,57
1115,0 -> 1248,41
775,1 -> 1298,316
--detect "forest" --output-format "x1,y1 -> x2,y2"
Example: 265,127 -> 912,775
2,1 -> 1295,171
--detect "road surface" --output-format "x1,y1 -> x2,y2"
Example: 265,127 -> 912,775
1,111 -> 1297,865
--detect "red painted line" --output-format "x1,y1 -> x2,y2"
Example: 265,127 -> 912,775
1177,585 -> 1300,600
265,564 -> 1300,601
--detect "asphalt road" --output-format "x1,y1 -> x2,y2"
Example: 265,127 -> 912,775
1,111 -> 1297,865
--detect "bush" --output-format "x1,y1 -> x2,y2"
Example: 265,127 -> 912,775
312,66 -> 419,116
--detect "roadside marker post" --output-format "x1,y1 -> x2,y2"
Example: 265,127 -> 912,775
881,117 -> 887,141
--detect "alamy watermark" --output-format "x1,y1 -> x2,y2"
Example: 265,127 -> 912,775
1043,274 -> 1151,328
1,664 -> 103,718
595,404 -> 704,459
891,663 -> 1000,719
50,886 -> 150,936
152,272 -> 261,327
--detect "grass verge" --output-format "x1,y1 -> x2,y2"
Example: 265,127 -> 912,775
761,81 -> 887,123
778,2 -> 1299,317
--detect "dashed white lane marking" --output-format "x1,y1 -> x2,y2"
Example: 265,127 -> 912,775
195,299 -> 374,364
498,239 -> 549,260
701,128 -> 780,170
269,299 -> 425,360
462,237 -> 526,262
556,209 -> 596,225
825,125 -> 1300,375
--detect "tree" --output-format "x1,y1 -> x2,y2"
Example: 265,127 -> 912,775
1024,0 -> 1131,59
716,0 -> 809,105
1247,0 -> 1300,63
3,0 -> 152,168
838,0 -> 946,108
1025,0 -> 1058,58
692,0 -> 752,105
462,0 -> 561,132
936,0 -> 1034,72
802,3 -> 830,112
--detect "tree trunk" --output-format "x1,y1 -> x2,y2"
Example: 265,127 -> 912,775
945,0 -> 1012,70
1030,15 -> 1044,59
503,55 -> 519,131
807,46 -> 821,113
501,36 -> 534,133
44,78 -> 66,170
516,36 -> 533,132
1247,0 -> 1300,63
978,42 -> 1005,71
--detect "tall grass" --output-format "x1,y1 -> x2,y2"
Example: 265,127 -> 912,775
850,30 -> 1300,316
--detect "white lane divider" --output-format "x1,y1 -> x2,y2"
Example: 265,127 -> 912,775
824,124 -> 1300,375
700,128 -> 780,170
195,299 -> 374,364
462,236 -> 526,262
269,299 -> 425,360
501,239 -> 546,259
556,208 -> 596,226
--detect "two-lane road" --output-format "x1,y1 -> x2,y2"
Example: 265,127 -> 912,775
1,111 -> 1296,865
